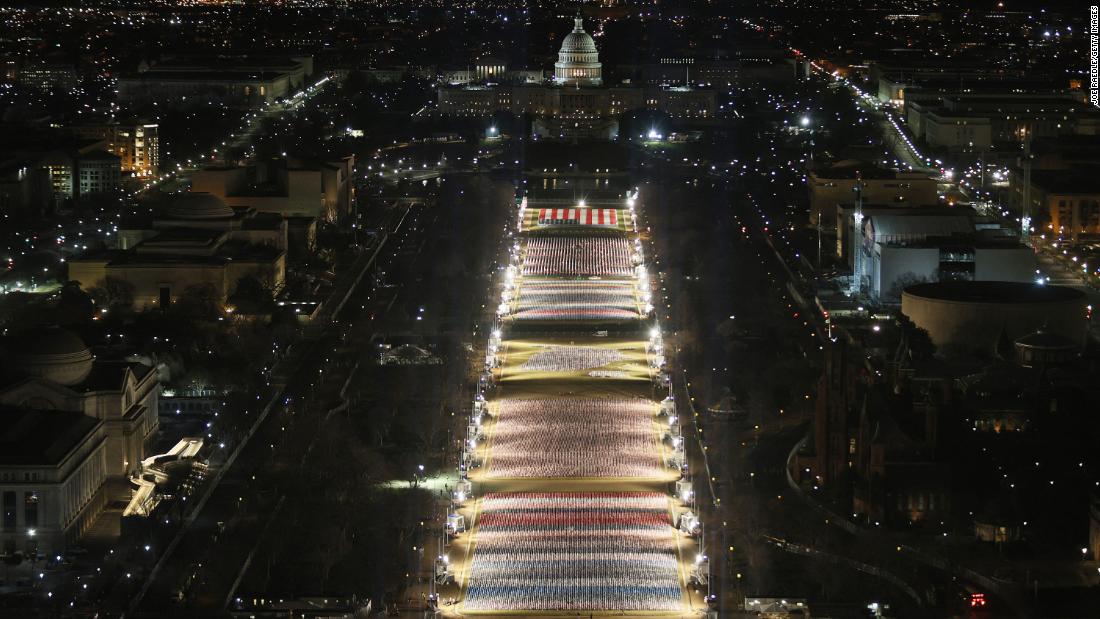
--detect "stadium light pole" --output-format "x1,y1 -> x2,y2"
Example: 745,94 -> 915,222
800,115 -> 814,161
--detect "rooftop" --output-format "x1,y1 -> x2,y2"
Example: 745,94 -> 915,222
123,70 -> 285,83
1031,135 -> 1100,158
80,149 -> 121,162
1030,168 -> 1100,195
162,192 -> 236,220
943,96 -> 1096,112
0,408 -> 100,466
868,213 -> 974,240
73,243 -> 281,266
903,281 -> 1085,304
1015,330 -> 1080,350
5,326 -> 88,356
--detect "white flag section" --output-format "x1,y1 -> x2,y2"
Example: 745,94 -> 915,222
538,208 -> 619,227
463,492 -> 682,611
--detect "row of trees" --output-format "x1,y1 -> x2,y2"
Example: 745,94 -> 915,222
15,275 -> 294,394
80,275 -> 277,319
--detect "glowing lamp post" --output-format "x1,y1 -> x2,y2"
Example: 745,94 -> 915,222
800,115 -> 815,161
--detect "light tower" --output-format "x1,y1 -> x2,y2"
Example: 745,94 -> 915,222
1020,134 -> 1033,246
850,173 -> 865,297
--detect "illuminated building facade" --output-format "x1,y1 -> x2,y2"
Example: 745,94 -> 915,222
190,156 -> 355,223
436,17 -> 715,138
1011,168 -> 1100,241
69,193 -> 287,309
76,151 -> 122,196
0,327 -> 160,556
71,122 -> 160,179
554,18 -> 602,86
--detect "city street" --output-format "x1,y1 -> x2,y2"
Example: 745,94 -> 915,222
635,113 -> 966,615
120,175 -> 511,616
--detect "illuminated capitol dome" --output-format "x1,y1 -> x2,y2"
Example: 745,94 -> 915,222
554,17 -> 602,86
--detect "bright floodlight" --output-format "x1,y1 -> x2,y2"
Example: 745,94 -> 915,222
488,126 -> 497,134
647,128 -> 660,140
800,116 -> 810,127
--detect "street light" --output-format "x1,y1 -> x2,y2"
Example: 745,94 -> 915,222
800,116 -> 816,162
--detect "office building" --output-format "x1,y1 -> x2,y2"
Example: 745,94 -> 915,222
70,122 -> 160,178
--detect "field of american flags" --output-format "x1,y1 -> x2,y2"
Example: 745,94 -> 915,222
463,492 -> 683,612
449,193 -> 695,616
483,398 -> 668,480
507,278 -> 643,322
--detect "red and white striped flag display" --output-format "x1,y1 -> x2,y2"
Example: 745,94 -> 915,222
538,208 -> 619,227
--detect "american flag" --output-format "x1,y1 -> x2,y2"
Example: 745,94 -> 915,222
538,208 -> 619,227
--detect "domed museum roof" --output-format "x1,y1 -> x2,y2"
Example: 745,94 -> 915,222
163,192 -> 235,220
560,18 -> 598,55
5,326 -> 94,386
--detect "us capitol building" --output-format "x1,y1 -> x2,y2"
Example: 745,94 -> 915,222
436,17 -> 716,138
